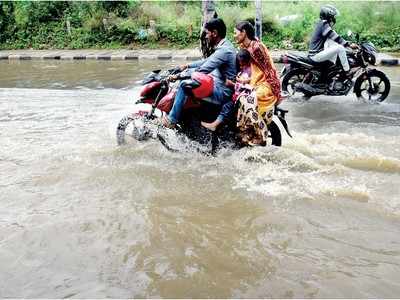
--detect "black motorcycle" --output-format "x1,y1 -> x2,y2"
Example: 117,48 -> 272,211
280,36 -> 391,102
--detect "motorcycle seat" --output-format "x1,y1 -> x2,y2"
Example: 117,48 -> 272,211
299,55 -> 321,66
287,53 -> 329,67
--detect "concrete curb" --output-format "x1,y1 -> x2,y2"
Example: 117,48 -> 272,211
42,55 -> 61,60
0,52 -> 278,62
0,54 -> 204,61
0,50 -> 398,66
380,58 -> 400,66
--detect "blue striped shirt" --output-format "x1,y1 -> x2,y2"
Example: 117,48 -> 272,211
309,20 -> 349,55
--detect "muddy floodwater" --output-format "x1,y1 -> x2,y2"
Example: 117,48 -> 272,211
1,59 -> 400,298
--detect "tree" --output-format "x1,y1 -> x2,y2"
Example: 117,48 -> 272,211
200,0 -> 217,58
255,0 -> 262,39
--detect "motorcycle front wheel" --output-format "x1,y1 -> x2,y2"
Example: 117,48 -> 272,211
354,69 -> 391,103
116,113 -> 152,145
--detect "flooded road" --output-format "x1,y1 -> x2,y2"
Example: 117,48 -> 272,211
1,59 -> 400,298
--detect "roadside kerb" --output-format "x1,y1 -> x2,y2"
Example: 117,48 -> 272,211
186,56 -> 202,61
60,55 -> 74,60
172,55 -> 188,60
157,54 -> 173,60
0,50 -> 398,66
72,55 -> 86,60
138,54 -> 158,60
381,58 -> 400,66
111,55 -> 126,60
125,54 -> 139,60
41,54 -> 61,60
86,54 -> 98,60
97,56 -> 111,60
8,54 -> 22,60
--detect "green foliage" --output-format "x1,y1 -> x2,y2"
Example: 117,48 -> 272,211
158,25 -> 199,47
0,1 -> 399,51
0,2 -> 15,43
14,1 -> 70,29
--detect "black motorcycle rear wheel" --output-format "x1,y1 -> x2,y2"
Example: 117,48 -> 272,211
268,120 -> 282,146
354,69 -> 390,102
281,68 -> 312,99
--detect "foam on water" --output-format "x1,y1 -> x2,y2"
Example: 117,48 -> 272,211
211,129 -> 400,215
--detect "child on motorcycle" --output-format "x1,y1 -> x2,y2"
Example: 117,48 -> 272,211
201,49 -> 252,131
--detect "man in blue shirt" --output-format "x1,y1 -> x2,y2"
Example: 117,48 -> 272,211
162,18 -> 237,128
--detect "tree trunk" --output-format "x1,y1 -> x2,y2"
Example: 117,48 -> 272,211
255,0 -> 262,39
200,0 -> 217,58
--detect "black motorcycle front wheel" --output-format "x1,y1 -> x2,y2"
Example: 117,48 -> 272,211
354,69 -> 391,103
281,68 -> 312,99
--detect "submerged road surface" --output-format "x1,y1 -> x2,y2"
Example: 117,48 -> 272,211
1,60 -> 400,298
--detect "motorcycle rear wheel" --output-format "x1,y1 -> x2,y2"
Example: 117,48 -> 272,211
268,120 -> 282,146
354,69 -> 390,103
281,68 -> 312,100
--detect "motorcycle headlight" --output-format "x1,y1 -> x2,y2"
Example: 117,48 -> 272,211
368,54 -> 376,65
363,52 -> 376,65
361,42 -> 377,65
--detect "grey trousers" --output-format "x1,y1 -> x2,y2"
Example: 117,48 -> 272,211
310,39 -> 350,71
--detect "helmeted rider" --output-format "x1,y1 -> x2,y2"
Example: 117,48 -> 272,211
309,5 -> 358,77
162,18 -> 237,129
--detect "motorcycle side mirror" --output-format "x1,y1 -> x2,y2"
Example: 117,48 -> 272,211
347,30 -> 360,43
355,33 -> 360,43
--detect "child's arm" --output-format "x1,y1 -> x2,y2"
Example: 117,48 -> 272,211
236,75 -> 251,84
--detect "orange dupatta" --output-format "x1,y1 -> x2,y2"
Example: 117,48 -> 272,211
246,39 -> 281,101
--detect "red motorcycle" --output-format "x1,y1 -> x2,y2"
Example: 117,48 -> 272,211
116,68 -> 291,153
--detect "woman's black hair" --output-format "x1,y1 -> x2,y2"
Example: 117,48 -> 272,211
235,21 -> 256,41
205,18 -> 227,39
237,49 -> 251,64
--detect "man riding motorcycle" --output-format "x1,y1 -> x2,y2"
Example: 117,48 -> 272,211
309,5 -> 358,78
162,18 -> 237,129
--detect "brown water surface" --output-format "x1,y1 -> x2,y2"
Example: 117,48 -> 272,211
0,60 -> 400,298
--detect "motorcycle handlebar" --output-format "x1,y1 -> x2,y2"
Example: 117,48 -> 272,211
166,69 -> 192,82
168,66 -> 182,75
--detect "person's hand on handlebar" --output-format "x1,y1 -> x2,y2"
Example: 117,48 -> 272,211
179,64 -> 189,71
168,64 -> 190,81
349,43 -> 359,50
168,74 -> 179,81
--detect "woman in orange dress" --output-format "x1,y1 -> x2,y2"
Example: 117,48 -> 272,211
234,21 -> 281,145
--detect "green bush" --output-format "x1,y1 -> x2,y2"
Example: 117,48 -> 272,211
0,2 -> 16,43
0,1 -> 399,51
